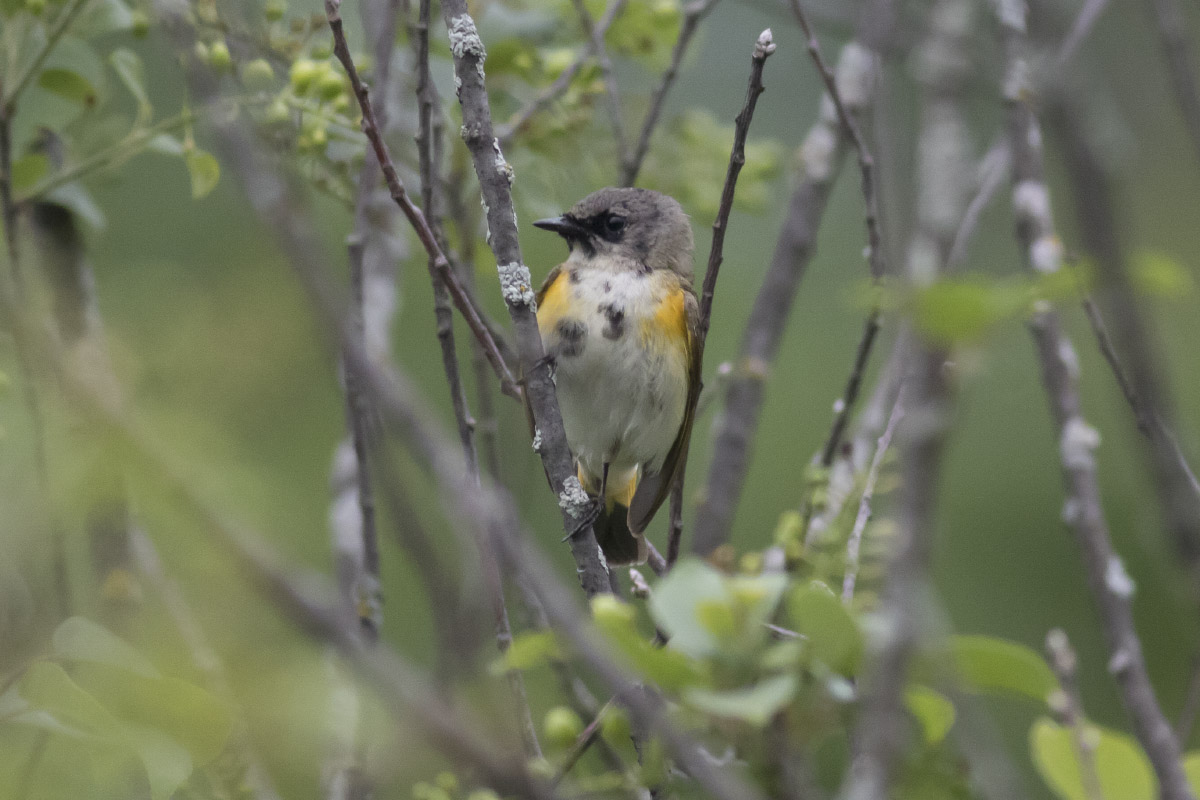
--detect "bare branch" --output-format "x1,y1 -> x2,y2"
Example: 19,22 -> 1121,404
495,0 -> 629,147
571,0 -> 629,161
692,12 -> 885,555
840,0 -> 975,794
619,0 -> 721,187
659,27 -> 776,560
440,0 -> 611,597
323,0 -> 521,401
1146,0 -> 1200,167
996,2 -> 1196,795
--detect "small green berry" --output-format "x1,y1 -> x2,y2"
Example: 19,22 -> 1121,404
311,42 -> 332,60
264,0 -> 286,21
208,40 -> 232,71
289,58 -> 320,94
243,58 -> 276,91
262,98 -> 290,125
193,41 -> 210,63
332,94 -> 350,113
130,10 -> 150,37
433,772 -> 458,793
590,594 -> 636,633
315,70 -> 345,101
542,706 -> 584,748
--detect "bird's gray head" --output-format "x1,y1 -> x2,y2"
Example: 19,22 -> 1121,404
534,188 -> 694,279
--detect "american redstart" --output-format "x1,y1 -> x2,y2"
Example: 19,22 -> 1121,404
533,188 -> 699,565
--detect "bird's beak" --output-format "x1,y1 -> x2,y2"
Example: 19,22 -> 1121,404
533,215 -> 588,238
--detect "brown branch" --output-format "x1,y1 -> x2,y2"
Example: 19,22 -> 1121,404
619,0 -> 721,187
659,27 -> 775,561
324,0 -> 520,401
997,2 -> 1196,795
440,0 -> 611,598
495,0 -> 629,147
1146,0 -> 1200,168
840,0 -> 973,794
571,0 -> 628,162
691,12 -> 885,555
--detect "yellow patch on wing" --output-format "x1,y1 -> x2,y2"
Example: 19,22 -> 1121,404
641,285 -> 692,356
536,269 -> 570,334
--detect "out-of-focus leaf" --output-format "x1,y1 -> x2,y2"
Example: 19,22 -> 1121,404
45,183 -> 107,229
75,0 -> 134,37
52,616 -> 160,677
912,279 -> 1027,344
184,149 -> 220,198
496,630 -> 561,672
147,133 -> 185,156
1183,751 -> 1200,795
109,48 -> 150,115
18,662 -> 120,736
683,674 -> 797,726
11,153 -> 49,192
905,686 -> 955,746
1030,717 -> 1154,800
788,581 -> 863,674
952,635 -> 1056,703
1132,251 -> 1194,297
37,68 -> 97,105
649,558 -> 727,658
120,722 -> 193,800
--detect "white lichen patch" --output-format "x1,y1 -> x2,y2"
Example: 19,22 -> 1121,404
492,138 -> 514,186
531,427 -> 542,452
1057,337 -> 1080,380
559,476 -> 590,519
1030,234 -> 1063,274
499,262 -> 535,307
837,42 -> 877,110
1060,416 -> 1100,470
1013,180 -> 1050,224
800,123 -> 837,182
1105,555 -> 1135,599
1108,647 -> 1133,676
447,14 -> 486,60
595,543 -> 609,572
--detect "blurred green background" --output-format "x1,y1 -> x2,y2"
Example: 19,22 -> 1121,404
2,0 -> 1199,797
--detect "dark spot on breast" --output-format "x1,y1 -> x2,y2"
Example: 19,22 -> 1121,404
603,280 -> 612,293
599,302 -> 625,340
636,262 -> 651,277
568,269 -> 581,284
556,318 -> 587,357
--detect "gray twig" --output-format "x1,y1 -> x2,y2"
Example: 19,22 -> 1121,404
440,0 -> 611,597
324,0 -> 521,401
1045,629 -> 1105,800
997,2 -> 1196,795
840,0 -> 974,796
571,0 -> 629,161
495,0 -> 629,147
692,7 -> 887,556
1146,0 -> 1200,167
663,27 -> 776,560
619,0 -> 721,187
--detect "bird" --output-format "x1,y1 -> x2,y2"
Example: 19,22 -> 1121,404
532,187 -> 700,565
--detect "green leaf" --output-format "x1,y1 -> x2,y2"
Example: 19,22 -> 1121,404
1183,751 -> 1200,795
912,279 -> 1027,344
18,662 -> 121,737
147,134 -> 185,156
787,581 -> 863,674
905,686 -> 955,746
120,722 -> 193,800
52,616 -> 160,677
109,48 -> 150,115
74,0 -> 134,37
496,630 -> 561,672
45,183 -> 106,229
684,674 -> 797,727
951,635 -> 1056,703
1132,251 -> 1194,297
1030,717 -> 1154,800
37,68 -> 97,105
649,558 -> 728,658
10,153 -> 49,193
184,149 -> 220,199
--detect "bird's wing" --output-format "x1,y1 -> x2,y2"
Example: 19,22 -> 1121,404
627,284 -> 702,535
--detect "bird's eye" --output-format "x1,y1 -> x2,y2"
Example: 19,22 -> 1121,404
604,214 -> 626,234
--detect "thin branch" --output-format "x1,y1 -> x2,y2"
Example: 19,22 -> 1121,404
1055,0 -> 1110,69
571,0 -> 628,161
840,0 -> 973,794
842,388 -> 904,604
495,0 -> 628,147
440,0 -> 611,597
1146,0 -> 1200,167
997,3 -> 1196,795
619,0 -> 721,187
947,137 -> 1011,270
0,0 -> 91,110
659,27 -> 775,562
692,10 -> 886,555
1045,629 -> 1105,800
324,0 -> 521,401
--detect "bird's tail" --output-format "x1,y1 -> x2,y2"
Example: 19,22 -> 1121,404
580,466 -> 646,566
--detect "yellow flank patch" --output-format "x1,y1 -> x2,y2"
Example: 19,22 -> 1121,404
610,473 -> 637,509
536,270 -> 570,333
641,286 -> 691,355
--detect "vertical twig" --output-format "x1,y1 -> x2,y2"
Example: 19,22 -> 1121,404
440,0 -> 611,597
840,0 -> 975,795
570,0 -> 628,162
661,27 -> 775,561
619,0 -> 721,187
1146,0 -> 1200,167
1045,629 -> 1106,800
996,2 -> 1196,796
